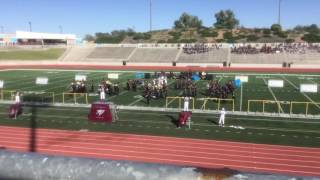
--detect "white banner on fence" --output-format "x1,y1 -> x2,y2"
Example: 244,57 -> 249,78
235,76 -> 248,83
0,80 -> 3,88
300,84 -> 318,93
268,80 -> 284,88
75,75 -> 87,81
36,77 -> 48,85
108,73 -> 119,79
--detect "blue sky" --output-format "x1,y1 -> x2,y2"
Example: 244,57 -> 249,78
0,0 -> 319,38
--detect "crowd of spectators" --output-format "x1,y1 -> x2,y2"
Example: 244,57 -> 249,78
182,43 -> 222,54
231,43 -> 320,55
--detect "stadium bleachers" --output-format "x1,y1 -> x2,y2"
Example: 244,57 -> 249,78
62,46 -> 95,61
88,47 -> 135,60
59,43 -> 320,66
129,48 -> 179,63
177,49 -> 228,63
231,51 -> 320,64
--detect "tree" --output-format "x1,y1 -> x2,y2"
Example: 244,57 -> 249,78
214,10 -> 239,29
305,24 -> 319,34
302,33 -> 320,43
174,12 -> 203,29
84,34 -> 95,42
271,24 -> 282,33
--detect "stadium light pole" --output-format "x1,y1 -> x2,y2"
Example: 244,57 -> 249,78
278,0 -> 282,25
28,21 -> 32,32
149,0 -> 152,33
59,25 -> 63,34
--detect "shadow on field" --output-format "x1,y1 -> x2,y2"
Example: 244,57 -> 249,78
207,119 -> 218,125
29,106 -> 37,152
166,115 -> 179,127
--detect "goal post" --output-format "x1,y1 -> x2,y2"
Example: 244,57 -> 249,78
22,91 -> 55,104
0,90 -> 16,101
165,96 -> 195,110
62,93 -> 88,104
248,100 -> 320,116
290,101 -> 320,116
247,100 -> 285,114
202,98 -> 235,111
0,90 -> 55,104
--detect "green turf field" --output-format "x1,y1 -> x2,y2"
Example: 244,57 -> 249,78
0,69 -> 319,115
0,69 -> 319,147
0,48 -> 65,60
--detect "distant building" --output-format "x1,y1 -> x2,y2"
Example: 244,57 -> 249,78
0,31 -> 77,46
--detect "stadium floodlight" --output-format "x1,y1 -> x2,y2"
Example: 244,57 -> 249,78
28,21 -> 32,32
59,25 -> 63,34
149,0 -> 153,32
278,0 -> 282,25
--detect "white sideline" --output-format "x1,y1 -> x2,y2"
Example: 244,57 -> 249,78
0,100 -> 319,119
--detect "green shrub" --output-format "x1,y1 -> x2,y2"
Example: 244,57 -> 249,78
247,35 -> 259,42
285,39 -> 295,43
157,40 -> 166,43
223,31 -> 233,40
276,31 -> 288,38
167,38 -> 179,43
216,39 -> 224,43
133,33 -> 152,40
199,28 -> 218,37
179,39 -> 197,43
263,29 -> 271,35
302,33 -> 320,43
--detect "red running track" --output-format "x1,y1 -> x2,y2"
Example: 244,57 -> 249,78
0,64 -> 320,73
0,126 -> 319,177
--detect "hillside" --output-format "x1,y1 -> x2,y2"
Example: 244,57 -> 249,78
91,27 -> 318,44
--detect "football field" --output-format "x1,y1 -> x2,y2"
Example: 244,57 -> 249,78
1,69 -> 320,114
0,69 -> 319,147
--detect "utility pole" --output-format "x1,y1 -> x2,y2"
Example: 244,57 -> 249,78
59,25 -> 63,34
278,0 -> 282,25
28,21 -> 32,32
149,0 -> 152,32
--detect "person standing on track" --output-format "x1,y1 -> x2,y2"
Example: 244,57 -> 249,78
218,107 -> 226,127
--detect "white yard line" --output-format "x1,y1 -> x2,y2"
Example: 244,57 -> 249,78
262,78 -> 284,113
282,76 -> 320,109
128,97 -> 145,106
